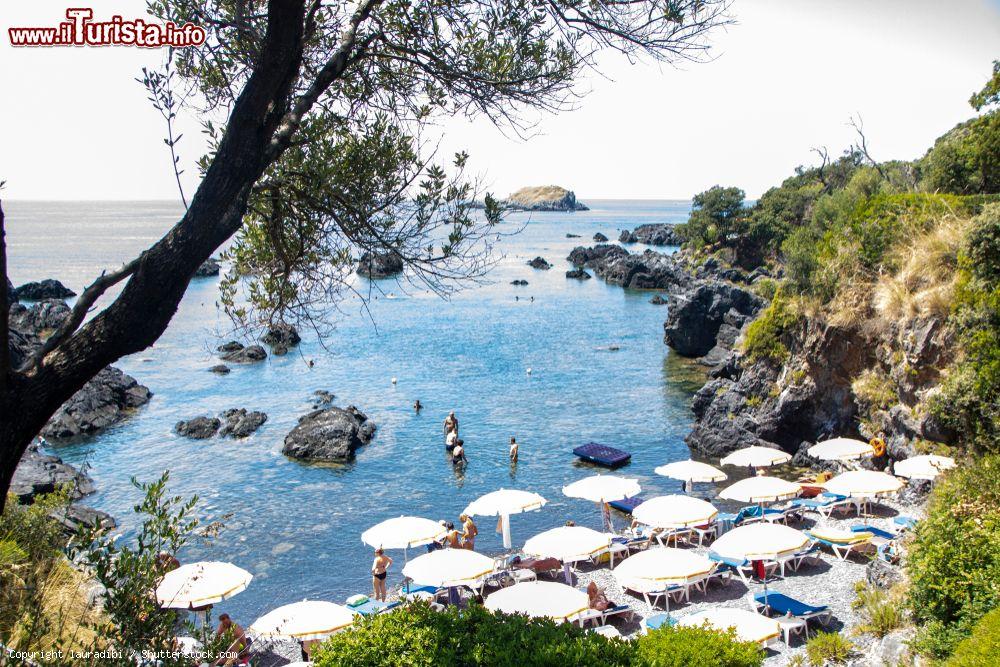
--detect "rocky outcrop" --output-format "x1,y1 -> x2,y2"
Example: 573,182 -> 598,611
218,340 -> 244,353
565,268 -> 591,280
194,258 -> 221,277
43,367 -> 153,440
282,406 -> 376,462
619,223 -> 683,246
528,257 -> 551,270
221,344 -> 267,364
209,364 -> 231,374
593,233 -> 608,242
49,504 -> 116,534
357,251 -> 404,278
14,279 -> 76,300
11,444 -> 95,502
261,322 -> 300,355
219,408 -> 268,438
505,186 -> 588,211
9,298 -> 70,334
175,416 -> 222,439
663,282 -> 766,359
567,244 -> 628,267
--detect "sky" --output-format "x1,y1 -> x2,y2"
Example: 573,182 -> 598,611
0,0 -> 998,201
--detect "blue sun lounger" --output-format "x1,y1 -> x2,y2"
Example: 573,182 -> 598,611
573,443 -> 631,468
350,599 -> 402,616
643,612 -> 678,632
851,525 -> 898,540
753,592 -> 832,627
608,496 -> 643,514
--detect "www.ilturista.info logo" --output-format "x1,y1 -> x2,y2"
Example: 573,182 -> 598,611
8,8 -> 206,48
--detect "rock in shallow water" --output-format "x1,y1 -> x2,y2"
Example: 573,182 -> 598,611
593,232 -> 608,242
261,322 -> 300,350
175,416 -> 222,439
11,445 -> 95,502
14,278 -> 76,300
43,367 -> 152,440
194,257 -> 221,277
357,251 -> 404,278
221,344 -> 267,363
565,268 -> 591,280
282,406 -> 376,462
9,298 -> 70,334
219,408 -> 268,438
209,364 -> 231,374
618,223 -> 682,246
527,256 -> 551,270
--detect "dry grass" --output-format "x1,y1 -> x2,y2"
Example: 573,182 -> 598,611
874,216 -> 969,321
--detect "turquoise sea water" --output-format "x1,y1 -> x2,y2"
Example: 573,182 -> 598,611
6,199 -> 717,622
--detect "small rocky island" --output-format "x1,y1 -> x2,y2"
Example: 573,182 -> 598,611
505,185 -> 589,211
282,405 -> 376,462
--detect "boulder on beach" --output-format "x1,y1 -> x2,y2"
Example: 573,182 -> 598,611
357,251 -> 404,278
175,416 -> 222,439
619,223 -> 683,246
11,444 -> 96,503
194,258 -> 221,277
43,366 -> 153,440
593,233 -> 608,242
14,279 -> 76,300
219,408 -> 268,438
566,268 -> 591,280
221,344 -> 267,364
282,406 -> 376,462
527,257 -> 551,270
505,185 -> 588,211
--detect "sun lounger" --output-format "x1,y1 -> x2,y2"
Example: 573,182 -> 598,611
686,521 -> 718,546
708,552 -> 776,585
573,442 -> 632,468
400,582 -> 443,602
642,612 -> 677,633
804,530 -> 873,561
851,525 -> 898,540
349,598 -> 402,616
753,592 -> 832,629
893,516 -> 917,530
608,496 -> 643,514
783,542 -> 822,573
654,527 -> 693,547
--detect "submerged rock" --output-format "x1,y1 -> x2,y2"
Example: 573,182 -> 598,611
357,251 -> 404,278
565,268 -> 591,280
43,367 -> 152,440
221,344 -> 267,364
218,341 -> 244,353
261,323 -> 300,350
11,445 -> 95,502
175,416 -> 222,439
282,406 -> 376,462
219,408 -> 268,438
209,364 -> 231,374
527,257 -> 551,270
566,233 -> 581,238
14,279 -> 76,300
194,258 -> 221,277
619,223 -> 683,246
505,185 -> 588,211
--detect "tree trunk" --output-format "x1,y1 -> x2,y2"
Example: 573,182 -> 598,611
0,0 -> 307,513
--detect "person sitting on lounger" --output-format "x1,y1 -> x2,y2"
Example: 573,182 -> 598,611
371,548 -> 393,601
587,582 -> 610,611
461,514 -> 478,550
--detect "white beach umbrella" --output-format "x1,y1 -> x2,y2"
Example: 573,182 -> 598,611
678,608 -> 781,645
655,460 -> 727,483
401,548 -> 495,587
612,547 -> 715,593
156,561 -> 252,610
894,455 -> 956,480
709,523 -> 810,562
632,495 -> 719,528
719,476 -> 800,504
361,516 -> 447,550
464,489 -> 547,548
484,581 -> 590,622
523,526 -> 611,563
249,600 -> 356,641
720,446 -> 791,468
562,475 -> 640,503
822,470 -> 904,497
808,438 -> 876,461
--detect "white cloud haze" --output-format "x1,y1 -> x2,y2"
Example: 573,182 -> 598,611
1,0 -> 998,201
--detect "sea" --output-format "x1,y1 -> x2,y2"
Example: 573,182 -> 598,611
4,199 -> 725,623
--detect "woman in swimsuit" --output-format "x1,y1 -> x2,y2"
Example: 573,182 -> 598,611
460,514 -> 478,550
371,548 -> 393,601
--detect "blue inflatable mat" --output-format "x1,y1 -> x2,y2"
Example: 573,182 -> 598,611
573,442 -> 631,467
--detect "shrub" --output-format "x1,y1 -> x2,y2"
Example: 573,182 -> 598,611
314,602 -> 764,667
742,293 -> 800,363
804,631 -> 853,665
907,456 -> 1000,659
945,606 -> 1000,667
851,583 -> 907,638
920,112 -> 1000,195
851,369 -> 898,416
680,186 -> 748,250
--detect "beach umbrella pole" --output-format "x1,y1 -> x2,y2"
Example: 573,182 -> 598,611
501,513 -> 512,549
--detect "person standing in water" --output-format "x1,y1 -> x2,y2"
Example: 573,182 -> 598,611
509,436 -> 519,462
444,410 -> 458,436
371,548 -> 393,601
